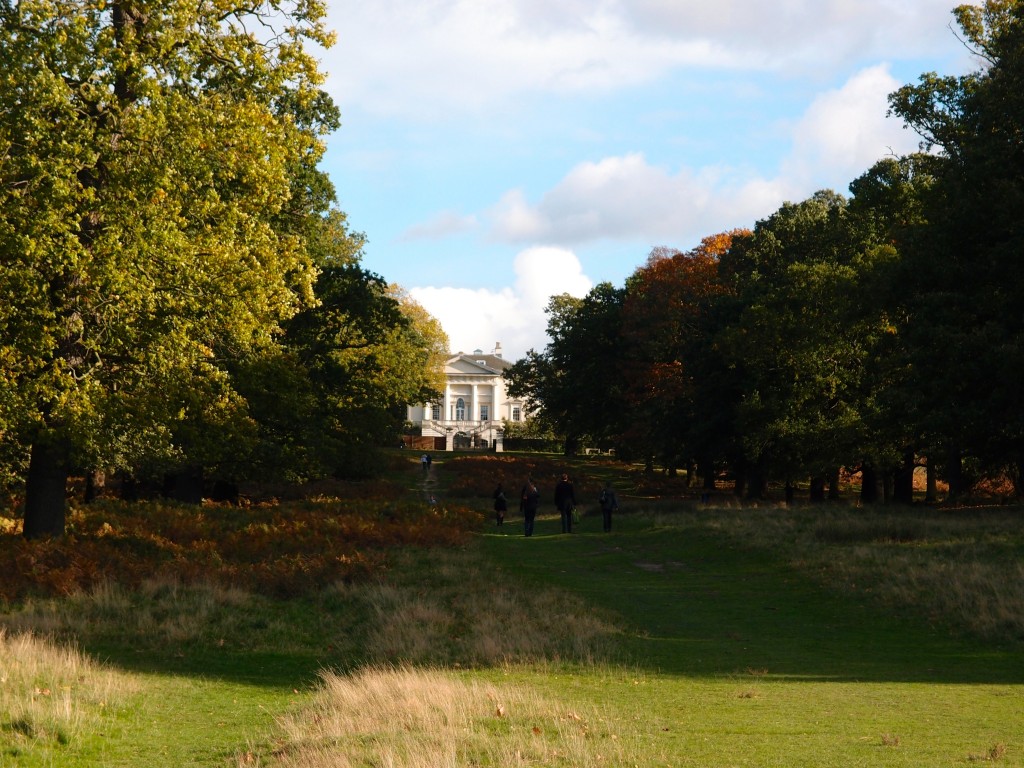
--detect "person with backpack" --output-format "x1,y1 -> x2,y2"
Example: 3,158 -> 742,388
598,481 -> 619,533
519,477 -> 540,537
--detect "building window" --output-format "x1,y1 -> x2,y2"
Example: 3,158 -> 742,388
456,397 -> 466,420
431,404 -> 440,420
480,404 -> 489,421
512,406 -> 521,422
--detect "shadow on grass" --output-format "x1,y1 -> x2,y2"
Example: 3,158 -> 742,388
82,644 -> 327,690
29,502 -> 1022,693
483,512 -> 1024,686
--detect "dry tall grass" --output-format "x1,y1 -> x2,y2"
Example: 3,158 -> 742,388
265,665 -> 643,768
327,546 -> 621,667
3,576 -> 294,651
236,541 -> 629,766
0,628 -> 137,753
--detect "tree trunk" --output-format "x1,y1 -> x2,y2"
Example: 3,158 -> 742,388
699,458 -> 716,490
827,468 -> 841,500
809,476 -> 826,503
785,480 -> 795,506
733,474 -> 745,497
925,455 -> 938,503
860,462 -> 882,504
163,465 -> 204,504
945,442 -> 963,500
84,470 -> 106,503
745,464 -> 767,500
209,479 -> 239,504
732,458 -> 746,497
23,439 -> 70,539
892,447 -> 915,505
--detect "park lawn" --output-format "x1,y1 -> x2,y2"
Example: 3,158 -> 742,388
0,636 -> 323,767
478,508 -> 1024,766
4,461 -> 1024,767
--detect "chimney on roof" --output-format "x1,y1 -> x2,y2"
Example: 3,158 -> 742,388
493,342 -> 502,358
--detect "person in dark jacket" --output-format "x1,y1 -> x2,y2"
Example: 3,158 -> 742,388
554,473 -> 576,533
598,481 -> 619,533
519,477 -> 540,537
493,482 -> 508,526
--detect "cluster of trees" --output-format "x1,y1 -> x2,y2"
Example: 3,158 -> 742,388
0,1 -> 447,537
506,1 -> 1024,502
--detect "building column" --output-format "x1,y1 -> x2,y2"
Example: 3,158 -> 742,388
444,383 -> 451,421
472,383 -> 479,420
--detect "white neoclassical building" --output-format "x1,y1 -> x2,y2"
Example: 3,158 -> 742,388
405,343 -> 526,452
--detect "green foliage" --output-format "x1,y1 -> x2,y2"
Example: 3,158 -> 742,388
0,1 -> 340,530
712,193 -> 898,489
504,284 -> 627,455
887,0 -> 1024,494
0,3 -> 450,524
501,4 -> 1024,498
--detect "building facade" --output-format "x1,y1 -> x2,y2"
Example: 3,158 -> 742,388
405,343 -> 525,452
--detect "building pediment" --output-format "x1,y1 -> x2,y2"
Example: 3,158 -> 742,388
446,356 -> 504,375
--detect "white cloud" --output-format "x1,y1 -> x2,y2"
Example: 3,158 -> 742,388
783,64 -> 922,186
622,0 -> 958,64
485,63 -> 924,250
487,153 -> 791,247
324,1 -> 962,119
409,246 -> 592,361
324,2 -> 731,118
400,210 -> 478,241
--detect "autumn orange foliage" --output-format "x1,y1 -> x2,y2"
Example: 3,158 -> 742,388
0,494 -> 482,601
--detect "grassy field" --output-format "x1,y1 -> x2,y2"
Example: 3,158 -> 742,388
2,452 -> 1023,766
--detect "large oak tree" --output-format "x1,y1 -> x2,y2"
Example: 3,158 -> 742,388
0,1 -> 335,536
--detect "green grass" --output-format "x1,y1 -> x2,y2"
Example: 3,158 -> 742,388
3,456 -> 1024,767
487,510 -> 1024,682
477,507 -> 1024,766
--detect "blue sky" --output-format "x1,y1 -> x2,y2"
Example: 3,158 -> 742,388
317,1 -> 973,362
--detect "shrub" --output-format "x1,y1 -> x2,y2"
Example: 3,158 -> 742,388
0,496 -> 483,601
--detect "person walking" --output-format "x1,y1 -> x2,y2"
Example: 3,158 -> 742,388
493,482 -> 508,526
598,481 -> 619,533
554,473 -> 577,533
519,477 -> 540,537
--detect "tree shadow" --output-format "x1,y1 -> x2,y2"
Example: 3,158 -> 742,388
489,522 -> 1024,685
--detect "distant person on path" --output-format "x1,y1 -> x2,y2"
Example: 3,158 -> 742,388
493,482 -> 508,526
421,453 -> 428,471
598,481 -> 619,533
554,473 -> 577,533
426,453 -> 432,469
519,477 -> 540,537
